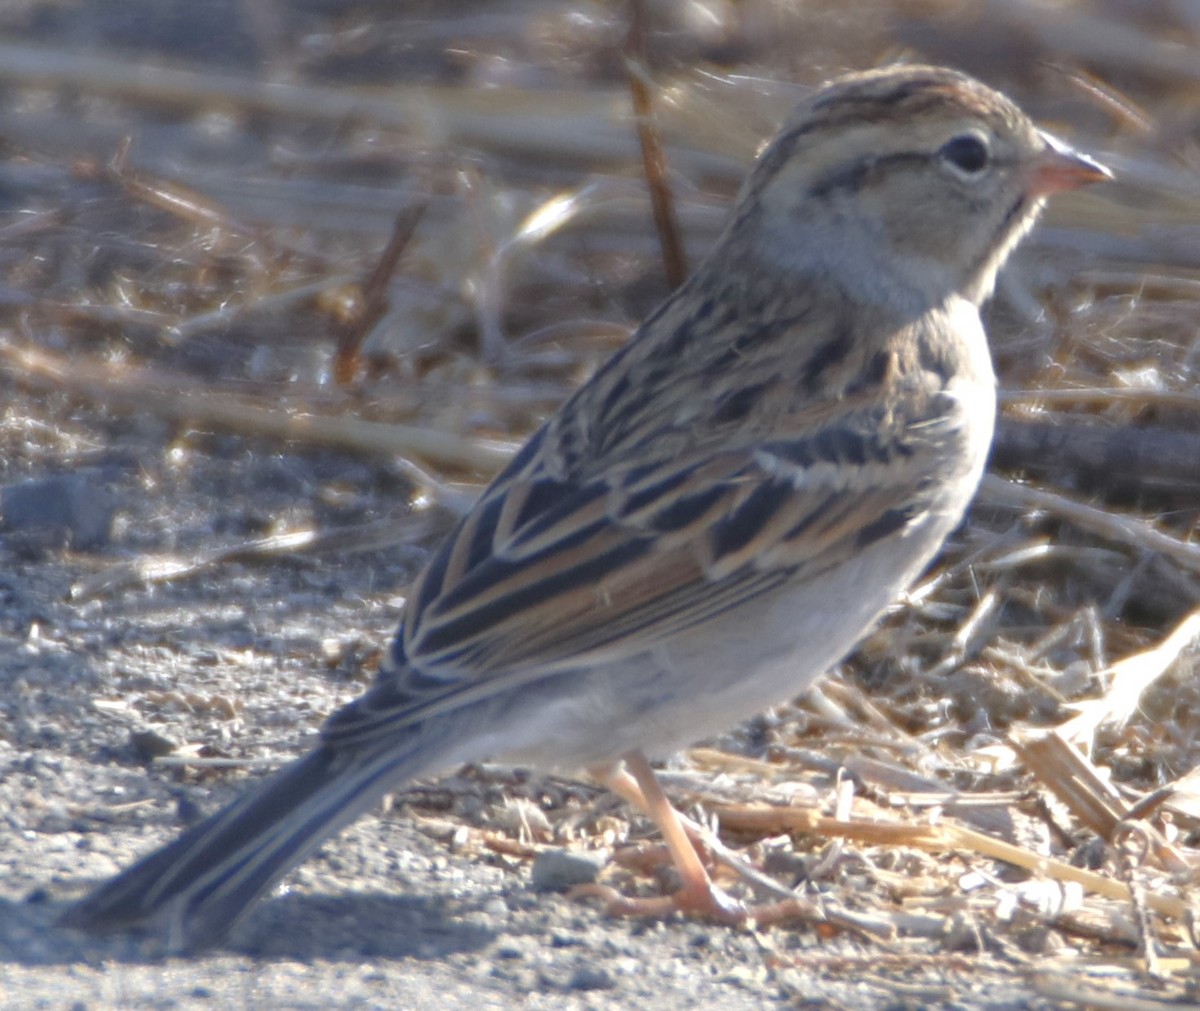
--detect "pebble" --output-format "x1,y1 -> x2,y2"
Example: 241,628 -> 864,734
0,474 -> 116,550
567,967 -> 615,992
529,848 -> 608,892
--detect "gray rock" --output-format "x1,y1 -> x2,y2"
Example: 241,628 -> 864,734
1,474 -> 115,551
530,848 -> 609,893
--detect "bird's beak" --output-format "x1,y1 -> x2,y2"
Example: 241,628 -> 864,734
1030,131 -> 1113,195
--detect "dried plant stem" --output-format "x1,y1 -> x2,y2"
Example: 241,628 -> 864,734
992,418 -> 1200,497
625,0 -> 688,289
0,339 -> 517,473
333,200 -> 428,384
712,804 -> 1188,921
979,475 -> 1200,575
999,387 -> 1200,413
0,41 -> 632,163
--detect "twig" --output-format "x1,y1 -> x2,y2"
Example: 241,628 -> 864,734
333,200 -> 428,384
1055,609 -> 1200,746
710,804 -> 1189,921
624,0 -> 687,289
992,418 -> 1200,496
83,135 -> 260,234
1032,974 -> 1200,1009
1013,731 -> 1130,838
0,339 -> 518,473
0,41 -> 635,164
979,475 -> 1200,575
1114,823 -> 1165,979
999,387 -> 1200,413
69,511 -> 444,600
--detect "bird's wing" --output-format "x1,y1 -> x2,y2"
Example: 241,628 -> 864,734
322,393 -> 960,746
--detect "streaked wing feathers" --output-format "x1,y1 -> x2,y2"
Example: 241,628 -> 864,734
402,414 -> 938,682
320,394 -> 953,749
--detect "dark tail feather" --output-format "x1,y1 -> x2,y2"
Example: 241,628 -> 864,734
62,738 -> 434,951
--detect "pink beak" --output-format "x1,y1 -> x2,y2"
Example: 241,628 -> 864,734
1030,131 -> 1112,195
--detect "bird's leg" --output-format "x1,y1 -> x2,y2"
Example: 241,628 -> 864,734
577,750 -> 745,922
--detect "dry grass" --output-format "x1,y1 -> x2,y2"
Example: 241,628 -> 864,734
2,0 -> 1200,1001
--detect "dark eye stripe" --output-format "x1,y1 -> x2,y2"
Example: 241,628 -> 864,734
806,151 -> 928,199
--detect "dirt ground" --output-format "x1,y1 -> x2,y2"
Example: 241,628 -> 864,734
2,2 -> 1200,1009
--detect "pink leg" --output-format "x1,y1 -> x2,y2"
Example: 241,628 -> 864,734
578,750 -> 745,922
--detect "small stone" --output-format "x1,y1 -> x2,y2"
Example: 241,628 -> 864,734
568,967 -> 615,991
1013,924 -> 1062,956
482,896 -> 509,918
530,848 -> 608,892
177,794 -> 205,825
130,729 -> 177,761
0,474 -> 116,551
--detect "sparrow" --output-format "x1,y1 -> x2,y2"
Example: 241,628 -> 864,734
62,64 -> 1110,949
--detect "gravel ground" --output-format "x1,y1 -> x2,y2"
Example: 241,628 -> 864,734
0,399 -> 767,1010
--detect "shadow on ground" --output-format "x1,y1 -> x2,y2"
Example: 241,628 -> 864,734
2,890 -> 496,965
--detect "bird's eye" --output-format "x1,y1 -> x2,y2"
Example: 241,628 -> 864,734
938,133 -> 991,176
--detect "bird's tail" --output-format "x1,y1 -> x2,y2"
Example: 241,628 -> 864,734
61,735 -> 440,951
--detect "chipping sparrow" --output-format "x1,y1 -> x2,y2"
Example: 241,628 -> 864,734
63,64 -> 1110,949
